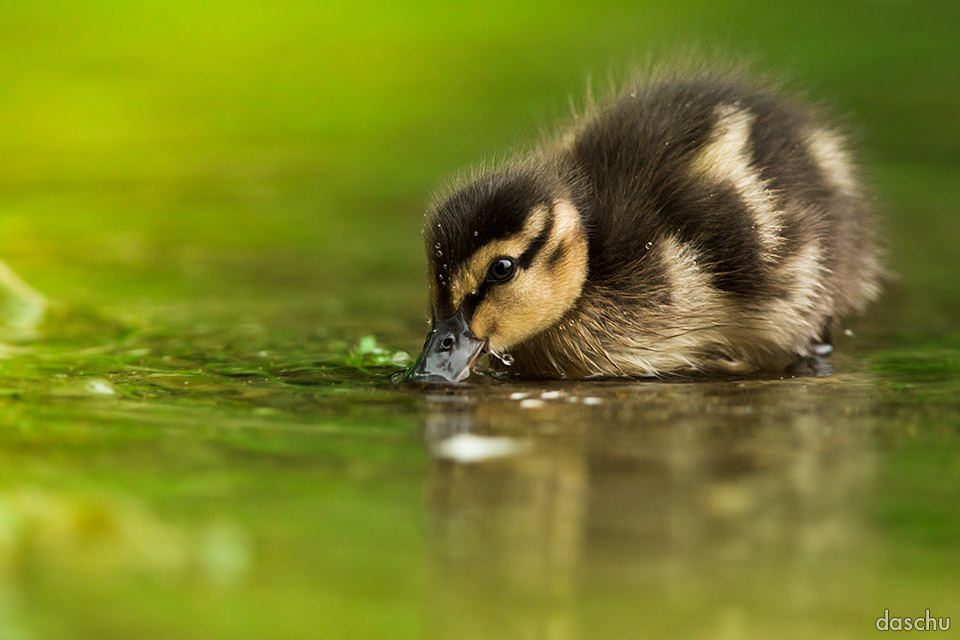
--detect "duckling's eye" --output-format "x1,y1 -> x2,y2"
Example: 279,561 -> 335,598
487,257 -> 516,283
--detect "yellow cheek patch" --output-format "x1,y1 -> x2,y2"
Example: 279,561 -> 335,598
470,199 -> 587,349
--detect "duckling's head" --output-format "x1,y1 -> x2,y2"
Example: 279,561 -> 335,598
405,166 -> 588,383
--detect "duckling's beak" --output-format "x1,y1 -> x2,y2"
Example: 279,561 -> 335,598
403,308 -> 487,384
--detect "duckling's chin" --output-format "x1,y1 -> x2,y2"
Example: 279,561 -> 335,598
402,308 -> 488,385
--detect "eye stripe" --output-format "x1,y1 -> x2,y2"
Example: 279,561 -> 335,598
460,213 -> 550,320
470,281 -> 490,311
517,208 -> 555,269
441,202 -> 558,314
547,241 -> 567,267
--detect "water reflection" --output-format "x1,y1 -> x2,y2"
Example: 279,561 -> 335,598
422,377 -> 879,639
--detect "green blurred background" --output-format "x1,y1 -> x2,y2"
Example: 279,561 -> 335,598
0,1 -> 958,638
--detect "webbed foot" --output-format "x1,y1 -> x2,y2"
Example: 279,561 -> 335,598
788,353 -> 833,377
788,322 -> 834,377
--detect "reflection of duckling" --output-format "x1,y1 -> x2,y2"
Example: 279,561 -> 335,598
406,72 -> 883,382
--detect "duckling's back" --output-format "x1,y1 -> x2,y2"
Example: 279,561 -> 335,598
517,75 -> 883,377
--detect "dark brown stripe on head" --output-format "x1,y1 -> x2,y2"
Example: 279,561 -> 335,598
547,241 -> 568,268
517,208 -> 555,269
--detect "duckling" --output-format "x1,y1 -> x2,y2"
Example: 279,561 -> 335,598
405,71 -> 883,383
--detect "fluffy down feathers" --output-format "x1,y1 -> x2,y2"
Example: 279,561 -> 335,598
413,71 -> 883,381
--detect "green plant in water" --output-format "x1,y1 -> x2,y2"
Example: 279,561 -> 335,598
346,335 -> 411,369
